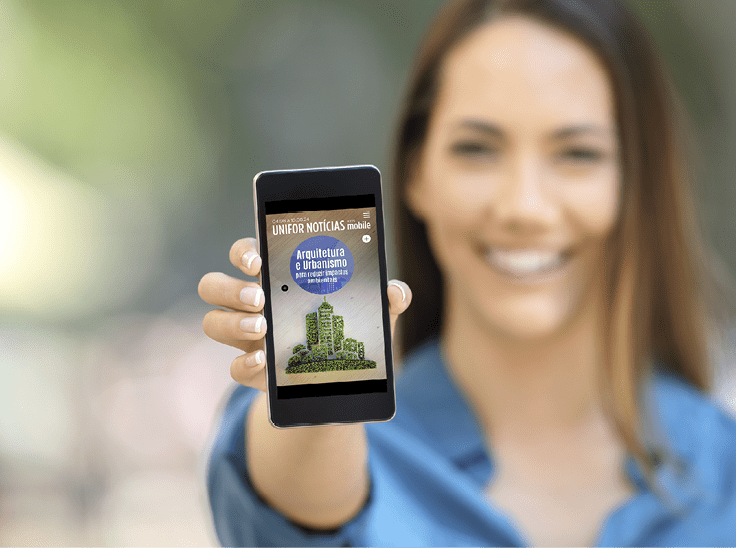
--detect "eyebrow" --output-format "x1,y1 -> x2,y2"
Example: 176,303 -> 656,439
454,119 -> 504,138
454,119 -> 613,140
550,124 -> 612,140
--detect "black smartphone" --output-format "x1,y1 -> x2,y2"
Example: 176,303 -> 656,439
253,165 -> 396,427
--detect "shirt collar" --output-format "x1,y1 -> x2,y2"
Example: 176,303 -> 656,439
397,338 -> 712,513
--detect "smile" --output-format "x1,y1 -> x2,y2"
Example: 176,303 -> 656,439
483,247 -> 573,280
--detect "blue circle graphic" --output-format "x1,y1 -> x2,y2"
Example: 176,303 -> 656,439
290,235 -> 354,294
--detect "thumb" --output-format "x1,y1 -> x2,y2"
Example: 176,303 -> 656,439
387,280 -> 412,340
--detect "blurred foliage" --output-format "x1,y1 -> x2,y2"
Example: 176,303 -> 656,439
0,0 -> 734,326
0,2 -> 219,197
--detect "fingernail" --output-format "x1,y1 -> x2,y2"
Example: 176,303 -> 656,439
242,251 -> 260,270
240,287 -> 264,307
246,351 -> 265,367
389,281 -> 406,303
240,316 -> 266,333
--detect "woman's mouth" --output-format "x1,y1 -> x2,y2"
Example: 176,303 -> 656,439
482,246 -> 574,281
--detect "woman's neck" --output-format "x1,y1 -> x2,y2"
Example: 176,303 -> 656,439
442,283 -> 609,447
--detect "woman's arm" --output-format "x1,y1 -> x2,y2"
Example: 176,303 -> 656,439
246,391 -> 370,530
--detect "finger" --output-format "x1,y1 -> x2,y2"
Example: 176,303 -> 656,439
203,309 -> 268,348
230,238 -> 262,277
199,272 -> 265,312
230,350 -> 268,392
387,279 -> 412,337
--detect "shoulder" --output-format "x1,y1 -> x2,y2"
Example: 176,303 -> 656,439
392,339 -> 455,429
649,368 -> 736,447
647,367 -> 736,506
371,339 -> 445,440
371,339 -> 488,468
396,339 -> 444,388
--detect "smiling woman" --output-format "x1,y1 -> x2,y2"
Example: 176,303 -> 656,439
398,14 -> 640,545
397,0 -> 735,445
202,0 -> 736,546
391,0 -> 736,543
406,16 -> 621,342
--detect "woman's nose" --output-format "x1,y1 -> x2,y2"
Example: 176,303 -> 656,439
491,155 -> 560,232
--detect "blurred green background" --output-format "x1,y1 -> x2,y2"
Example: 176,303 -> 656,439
1,1 -> 735,545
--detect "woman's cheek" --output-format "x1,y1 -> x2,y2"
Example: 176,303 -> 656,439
562,178 -> 620,235
431,173 -> 498,220
418,189 -> 478,224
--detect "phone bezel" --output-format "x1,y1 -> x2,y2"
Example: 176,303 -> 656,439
253,165 -> 396,428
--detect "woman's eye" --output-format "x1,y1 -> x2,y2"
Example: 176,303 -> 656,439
558,148 -> 603,163
449,141 -> 499,158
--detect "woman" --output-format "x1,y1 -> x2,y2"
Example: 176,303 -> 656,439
199,0 -> 736,545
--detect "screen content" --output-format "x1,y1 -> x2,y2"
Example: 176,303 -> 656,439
265,195 -> 388,399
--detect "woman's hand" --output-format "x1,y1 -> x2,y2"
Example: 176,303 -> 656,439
198,237 -> 412,392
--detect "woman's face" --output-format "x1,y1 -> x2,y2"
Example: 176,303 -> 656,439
409,16 -> 621,340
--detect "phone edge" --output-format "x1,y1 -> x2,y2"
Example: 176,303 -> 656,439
253,165 -> 396,429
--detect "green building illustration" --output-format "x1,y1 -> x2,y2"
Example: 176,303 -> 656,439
318,299 -> 336,354
306,298 -> 345,355
305,312 -> 318,348
287,297 -> 376,373
333,316 -> 344,353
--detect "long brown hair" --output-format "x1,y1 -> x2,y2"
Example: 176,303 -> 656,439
393,0 -> 735,488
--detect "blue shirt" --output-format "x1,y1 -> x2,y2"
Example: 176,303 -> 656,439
205,340 -> 736,546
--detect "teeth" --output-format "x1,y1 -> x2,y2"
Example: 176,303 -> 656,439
485,248 -> 565,276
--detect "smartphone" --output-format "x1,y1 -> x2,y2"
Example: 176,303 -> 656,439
253,165 -> 396,427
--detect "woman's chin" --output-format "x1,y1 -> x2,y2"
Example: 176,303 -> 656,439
484,299 -> 575,342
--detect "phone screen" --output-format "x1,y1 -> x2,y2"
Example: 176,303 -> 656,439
264,194 -> 388,400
